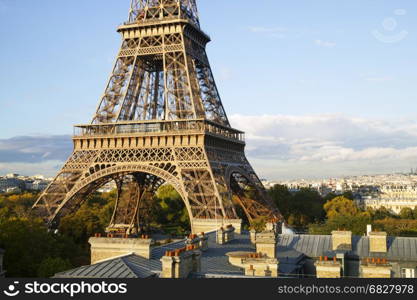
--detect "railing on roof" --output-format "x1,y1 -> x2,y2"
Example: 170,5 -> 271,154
73,119 -> 245,143
126,1 -> 200,28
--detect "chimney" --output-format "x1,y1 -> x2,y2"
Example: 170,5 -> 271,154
243,257 -> 279,277
367,225 -> 372,236
255,231 -> 277,258
314,257 -> 342,278
198,232 -> 209,251
160,248 -> 201,278
331,231 -> 352,251
88,236 -> 153,264
216,225 -> 235,244
369,232 -> 387,253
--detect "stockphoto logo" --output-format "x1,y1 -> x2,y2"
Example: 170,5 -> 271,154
3,281 -> 20,297
2,281 -> 128,298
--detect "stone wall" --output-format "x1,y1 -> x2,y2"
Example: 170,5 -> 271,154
89,237 -> 153,264
217,226 -> 235,244
242,257 -> 279,277
331,231 -> 352,251
198,233 -> 209,251
192,219 -> 242,234
255,231 -> 277,258
314,260 -> 342,278
160,248 -> 201,278
360,264 -> 392,278
369,232 -> 387,253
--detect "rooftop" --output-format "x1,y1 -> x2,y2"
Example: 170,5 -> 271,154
55,232 -> 304,278
55,232 -> 417,278
278,234 -> 417,261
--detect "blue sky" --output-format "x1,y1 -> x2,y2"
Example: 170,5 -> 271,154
0,0 -> 416,179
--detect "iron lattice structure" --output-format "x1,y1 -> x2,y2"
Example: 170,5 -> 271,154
32,0 -> 282,234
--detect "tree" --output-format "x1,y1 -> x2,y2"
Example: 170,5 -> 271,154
369,206 -> 397,220
287,214 -> 310,227
249,216 -> 267,233
58,190 -> 117,244
59,207 -> 104,244
323,192 -> 338,203
0,192 -> 39,219
268,186 -> 326,226
324,196 -> 359,219
154,185 -> 190,234
156,184 -> 182,202
287,214 -> 297,226
373,218 -> 417,237
342,191 -> 355,200
400,207 -> 414,220
290,188 -> 326,222
37,257 -> 72,278
309,214 -> 372,235
0,218 -> 79,277
268,185 -> 292,217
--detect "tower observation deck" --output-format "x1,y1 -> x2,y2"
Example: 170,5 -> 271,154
32,0 -> 282,235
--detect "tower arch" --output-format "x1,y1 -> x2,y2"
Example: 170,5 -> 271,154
32,0 -> 283,234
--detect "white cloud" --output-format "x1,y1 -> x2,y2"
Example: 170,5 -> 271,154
230,114 -> 417,179
3,116 -> 417,180
314,39 -> 336,48
0,135 -> 71,177
0,160 -> 64,177
0,135 -> 71,164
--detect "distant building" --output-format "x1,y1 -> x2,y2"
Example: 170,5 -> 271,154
0,174 -> 52,193
277,173 -> 417,215
5,173 -> 19,178
6,187 -> 21,194
24,180 -> 35,190
31,180 -> 50,191
97,181 -> 117,193
357,185 -> 417,214
261,180 -> 279,189
0,177 -> 25,193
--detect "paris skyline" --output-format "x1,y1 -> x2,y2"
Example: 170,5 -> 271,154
1,0 -> 416,180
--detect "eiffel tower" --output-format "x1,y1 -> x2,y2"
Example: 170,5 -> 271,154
32,0 -> 282,234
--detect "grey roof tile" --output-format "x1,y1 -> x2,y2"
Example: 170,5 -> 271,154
54,255 -> 156,279
278,234 -> 417,261
55,232 -> 417,279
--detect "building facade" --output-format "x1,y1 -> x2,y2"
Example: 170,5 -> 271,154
357,185 -> 417,214
0,174 -> 52,193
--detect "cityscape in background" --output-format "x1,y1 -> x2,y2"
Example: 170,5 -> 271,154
0,173 -> 115,194
263,171 -> 417,214
4,169 -> 417,215
1,0 -> 416,282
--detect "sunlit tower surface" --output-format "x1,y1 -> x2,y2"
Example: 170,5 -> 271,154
32,0 -> 282,234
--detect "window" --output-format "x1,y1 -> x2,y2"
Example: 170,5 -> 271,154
401,268 -> 416,278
